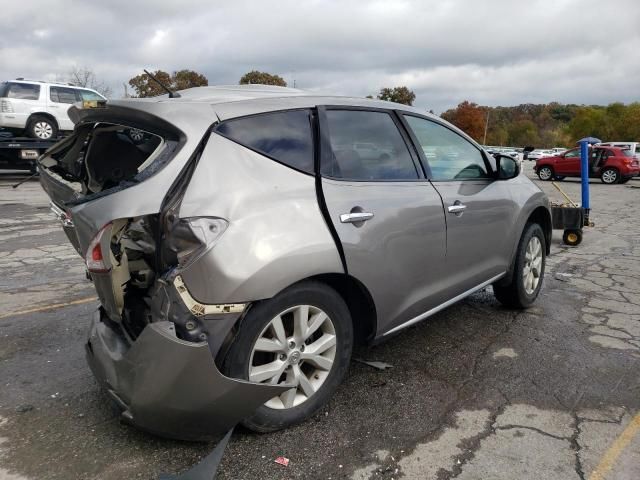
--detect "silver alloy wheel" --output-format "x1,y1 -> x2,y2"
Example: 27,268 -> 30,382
33,121 -> 53,139
523,236 -> 543,294
249,305 -> 337,409
538,167 -> 552,180
602,169 -> 617,184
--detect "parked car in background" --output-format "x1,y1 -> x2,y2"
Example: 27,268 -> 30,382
550,148 -> 566,155
527,149 -> 554,161
534,146 -> 639,183
37,85 -> 551,440
0,79 -> 106,139
598,142 -> 640,176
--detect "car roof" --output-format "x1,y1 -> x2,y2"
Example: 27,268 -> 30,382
3,79 -> 100,92
108,85 -> 435,121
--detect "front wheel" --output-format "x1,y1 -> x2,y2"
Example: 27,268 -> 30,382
600,168 -> 619,184
493,223 -> 546,309
537,166 -> 553,181
223,281 -> 353,432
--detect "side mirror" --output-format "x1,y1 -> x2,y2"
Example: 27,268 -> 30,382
495,154 -> 520,180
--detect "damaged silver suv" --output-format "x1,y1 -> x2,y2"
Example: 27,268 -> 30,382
38,85 -> 551,440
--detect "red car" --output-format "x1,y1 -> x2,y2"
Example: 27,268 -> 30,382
534,146 -> 640,184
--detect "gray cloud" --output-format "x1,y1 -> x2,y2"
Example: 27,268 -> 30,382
1,0 -> 638,112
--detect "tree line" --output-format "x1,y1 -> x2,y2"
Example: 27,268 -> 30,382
441,101 -> 640,147
76,66 -> 638,147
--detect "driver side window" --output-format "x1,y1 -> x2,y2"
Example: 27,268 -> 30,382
403,115 -> 490,181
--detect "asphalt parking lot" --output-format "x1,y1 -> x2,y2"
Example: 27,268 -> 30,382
1,164 -> 639,480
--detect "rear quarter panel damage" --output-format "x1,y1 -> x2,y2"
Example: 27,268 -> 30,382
178,133 -> 344,304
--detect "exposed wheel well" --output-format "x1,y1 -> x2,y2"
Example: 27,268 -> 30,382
308,273 -> 377,345
526,206 -> 552,255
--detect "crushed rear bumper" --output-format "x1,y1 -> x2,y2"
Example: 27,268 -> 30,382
86,309 -> 287,441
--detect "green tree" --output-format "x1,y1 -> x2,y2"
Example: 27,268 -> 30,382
128,69 -> 209,97
377,86 -> 416,106
239,70 -> 287,86
508,120 -> 540,147
172,69 -> 208,90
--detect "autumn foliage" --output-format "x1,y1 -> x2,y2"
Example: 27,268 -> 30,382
441,101 -> 640,148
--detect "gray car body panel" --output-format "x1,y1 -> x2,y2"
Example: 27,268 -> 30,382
321,178 -> 449,334
178,133 -> 343,303
86,310 -> 288,441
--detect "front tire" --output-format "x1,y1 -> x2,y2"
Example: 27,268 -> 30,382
493,223 -> 546,309
537,166 -> 553,181
223,281 -> 353,432
26,115 -> 58,140
600,168 -> 619,184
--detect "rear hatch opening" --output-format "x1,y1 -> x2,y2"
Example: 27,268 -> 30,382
39,123 -> 166,204
39,119 -> 227,346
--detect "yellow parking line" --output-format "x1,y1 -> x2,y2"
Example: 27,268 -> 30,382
0,296 -> 98,319
588,412 -> 640,480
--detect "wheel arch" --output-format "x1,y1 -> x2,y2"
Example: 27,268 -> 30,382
496,204 -> 551,287
306,273 -> 377,345
526,206 -> 552,255
213,272 -> 378,369
27,112 -> 59,129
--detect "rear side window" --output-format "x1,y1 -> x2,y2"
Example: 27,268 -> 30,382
50,87 -> 79,104
78,89 -> 104,101
215,110 -> 314,174
2,82 -> 40,100
322,110 -> 418,180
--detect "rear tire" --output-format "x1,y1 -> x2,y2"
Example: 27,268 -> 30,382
26,115 -> 57,140
537,166 -> 553,181
493,223 -> 546,309
223,281 -> 353,432
600,168 -> 619,184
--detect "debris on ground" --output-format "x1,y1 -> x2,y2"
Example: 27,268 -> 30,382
354,359 -> 394,371
274,456 -> 290,467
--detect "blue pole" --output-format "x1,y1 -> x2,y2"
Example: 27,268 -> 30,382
580,140 -> 590,211
579,140 -> 590,227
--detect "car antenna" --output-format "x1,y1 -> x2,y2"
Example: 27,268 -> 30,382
143,69 -> 181,98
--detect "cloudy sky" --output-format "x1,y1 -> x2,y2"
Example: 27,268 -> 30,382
1,0 -> 639,113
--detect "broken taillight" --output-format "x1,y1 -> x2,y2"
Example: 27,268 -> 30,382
85,223 -> 113,273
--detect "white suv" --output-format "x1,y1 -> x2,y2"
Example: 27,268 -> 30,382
0,79 -> 106,139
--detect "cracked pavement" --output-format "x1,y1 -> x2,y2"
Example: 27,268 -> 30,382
0,167 -> 639,479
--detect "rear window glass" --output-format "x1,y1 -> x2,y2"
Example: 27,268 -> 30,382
215,110 -> 314,174
620,148 -> 633,157
1,82 -> 40,100
50,87 -> 79,104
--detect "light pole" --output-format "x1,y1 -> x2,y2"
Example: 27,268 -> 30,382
483,109 -> 490,145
